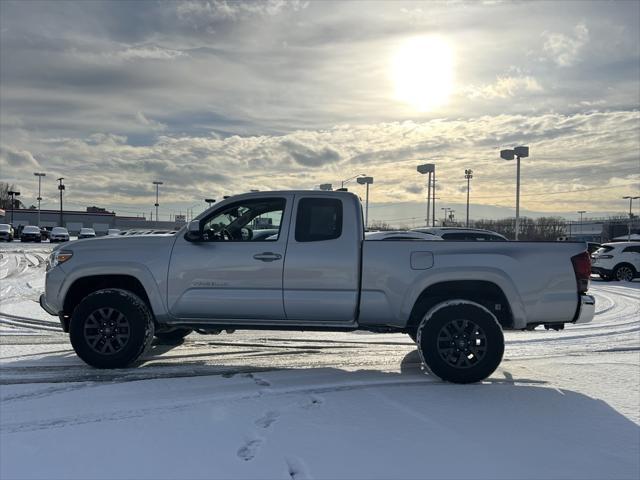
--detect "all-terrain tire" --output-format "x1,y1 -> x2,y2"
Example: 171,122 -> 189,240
69,288 -> 155,368
416,300 -> 504,384
155,328 -> 192,344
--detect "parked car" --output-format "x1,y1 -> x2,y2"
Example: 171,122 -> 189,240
586,242 -> 601,255
591,241 -> 640,281
78,228 -> 96,239
0,223 -> 14,242
20,225 -> 42,243
365,230 -> 443,241
49,227 -> 70,243
412,227 -> 508,241
40,190 -> 594,383
39,226 -> 52,241
107,229 -> 121,236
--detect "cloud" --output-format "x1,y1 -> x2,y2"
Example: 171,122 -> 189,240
3,109 -> 637,215
0,145 -> 40,169
176,0 -> 307,26
111,45 -> 186,62
281,139 -> 341,167
542,23 -> 590,67
466,76 -> 543,100
135,112 -> 167,131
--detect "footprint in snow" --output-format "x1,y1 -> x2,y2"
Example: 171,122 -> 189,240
285,456 -> 312,480
255,410 -> 280,429
237,438 -> 263,462
244,373 -> 271,387
299,394 -> 323,409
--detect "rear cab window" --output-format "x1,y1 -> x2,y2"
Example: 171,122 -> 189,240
295,198 -> 343,242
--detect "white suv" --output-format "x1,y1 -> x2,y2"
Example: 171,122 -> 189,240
49,227 -> 70,243
591,241 -> 640,281
412,227 -> 508,241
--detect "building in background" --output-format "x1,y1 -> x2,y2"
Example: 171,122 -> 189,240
4,208 -> 184,234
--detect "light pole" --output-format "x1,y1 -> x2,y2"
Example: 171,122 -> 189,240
357,176 -> 374,229
441,207 -> 450,226
340,173 -> 366,189
418,163 -> 436,227
500,146 -> 529,240
464,169 -> 473,227
34,172 -> 46,226
622,196 -> 640,241
7,190 -> 20,225
56,178 -> 65,226
577,210 -> 586,237
153,181 -> 163,227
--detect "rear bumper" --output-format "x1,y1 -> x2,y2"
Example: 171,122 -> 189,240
574,294 -> 595,324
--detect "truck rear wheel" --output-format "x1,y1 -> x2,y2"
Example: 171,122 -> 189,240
416,301 -> 504,384
69,289 -> 155,368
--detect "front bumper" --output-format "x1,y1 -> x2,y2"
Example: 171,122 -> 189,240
39,293 -> 57,316
591,266 -> 612,276
574,294 -> 595,324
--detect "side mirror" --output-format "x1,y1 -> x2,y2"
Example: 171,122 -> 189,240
185,220 -> 202,242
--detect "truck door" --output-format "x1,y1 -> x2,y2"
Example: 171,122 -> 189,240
283,194 -> 361,323
167,195 -> 292,320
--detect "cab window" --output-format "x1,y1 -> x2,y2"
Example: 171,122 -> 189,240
295,198 -> 343,242
201,198 -> 285,242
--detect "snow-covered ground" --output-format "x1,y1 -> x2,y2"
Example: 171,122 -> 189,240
1,243 -> 639,479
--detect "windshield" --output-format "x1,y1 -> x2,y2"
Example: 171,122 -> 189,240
23,226 -> 40,233
52,228 -> 68,234
0,224 -> 10,232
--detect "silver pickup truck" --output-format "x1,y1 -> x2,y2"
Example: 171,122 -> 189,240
40,190 -> 595,383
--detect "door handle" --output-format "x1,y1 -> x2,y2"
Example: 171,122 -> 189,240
253,252 -> 282,262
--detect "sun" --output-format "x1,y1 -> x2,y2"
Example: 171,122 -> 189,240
392,36 -> 455,112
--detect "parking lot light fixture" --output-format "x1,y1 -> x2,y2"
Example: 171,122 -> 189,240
464,169 -> 473,227
340,173 -> 366,189
56,178 -> 65,226
205,198 -> 216,210
34,172 -> 46,226
441,207 -> 450,226
417,163 -> 436,226
153,181 -> 163,226
622,196 -> 640,241
356,176 -> 374,229
319,184 -> 333,191
7,190 -> 20,225
500,146 -> 529,240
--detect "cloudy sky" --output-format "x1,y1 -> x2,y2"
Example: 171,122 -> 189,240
1,0 -> 639,224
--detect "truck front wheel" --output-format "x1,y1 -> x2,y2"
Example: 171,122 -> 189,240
69,289 -> 155,368
416,301 -> 504,384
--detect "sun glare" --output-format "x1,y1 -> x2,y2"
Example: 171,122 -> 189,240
392,36 -> 454,112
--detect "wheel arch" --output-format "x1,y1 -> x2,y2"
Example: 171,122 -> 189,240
407,280 -> 515,331
62,275 -> 155,331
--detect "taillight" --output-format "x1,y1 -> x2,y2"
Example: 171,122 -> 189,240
571,251 -> 591,294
